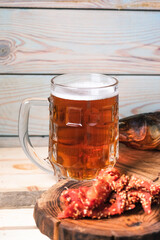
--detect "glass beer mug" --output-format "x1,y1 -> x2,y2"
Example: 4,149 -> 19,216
19,74 -> 119,181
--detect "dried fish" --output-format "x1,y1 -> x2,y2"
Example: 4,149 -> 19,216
119,112 -> 160,150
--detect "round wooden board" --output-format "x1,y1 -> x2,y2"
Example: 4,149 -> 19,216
34,144 -> 160,240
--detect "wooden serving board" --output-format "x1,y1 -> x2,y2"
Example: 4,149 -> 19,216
34,144 -> 160,240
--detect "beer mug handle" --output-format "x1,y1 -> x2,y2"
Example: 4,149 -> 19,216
18,98 -> 53,174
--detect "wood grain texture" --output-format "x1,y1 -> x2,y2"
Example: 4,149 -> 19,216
0,228 -> 48,240
0,75 -> 51,136
0,0 -> 160,9
0,209 -> 48,240
0,147 -> 56,207
0,191 -> 44,208
34,144 -> 160,240
0,9 -> 160,74
0,136 -> 48,147
0,75 -> 160,138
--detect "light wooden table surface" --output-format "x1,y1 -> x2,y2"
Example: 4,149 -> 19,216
0,147 -> 57,240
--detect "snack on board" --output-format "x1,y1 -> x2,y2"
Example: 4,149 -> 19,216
58,168 -> 160,219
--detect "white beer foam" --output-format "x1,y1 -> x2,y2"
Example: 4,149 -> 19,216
51,74 -> 118,100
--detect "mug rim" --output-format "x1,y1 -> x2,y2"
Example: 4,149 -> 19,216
51,73 -> 118,90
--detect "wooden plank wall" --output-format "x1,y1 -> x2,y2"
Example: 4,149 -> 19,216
1,10 -> 160,74
0,0 -> 160,9
0,1 -> 160,146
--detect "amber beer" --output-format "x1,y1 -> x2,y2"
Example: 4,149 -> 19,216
49,74 -> 119,180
